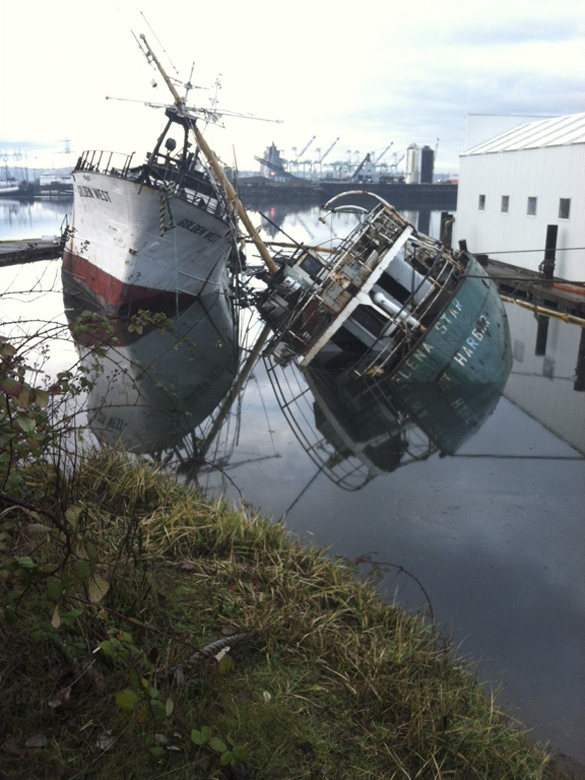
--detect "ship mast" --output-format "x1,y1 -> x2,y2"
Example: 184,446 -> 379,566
139,34 -> 277,274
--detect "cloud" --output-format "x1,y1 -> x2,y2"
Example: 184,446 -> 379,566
1,0 -> 583,175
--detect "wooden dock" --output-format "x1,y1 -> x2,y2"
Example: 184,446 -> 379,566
0,236 -> 65,268
484,258 -> 585,320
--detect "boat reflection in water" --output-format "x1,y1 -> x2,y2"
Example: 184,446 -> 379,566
64,284 -> 240,455
266,353 -> 509,490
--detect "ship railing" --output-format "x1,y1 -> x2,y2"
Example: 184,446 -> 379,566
147,170 -> 226,220
265,354 -> 437,487
326,207 -> 406,279
353,258 -> 463,377
264,355 -> 375,490
145,155 -> 229,221
74,148 -> 229,222
75,150 -> 135,178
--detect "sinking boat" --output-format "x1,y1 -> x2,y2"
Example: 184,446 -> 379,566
62,35 -> 276,316
258,191 -> 512,393
63,152 -> 234,313
63,118 -> 236,312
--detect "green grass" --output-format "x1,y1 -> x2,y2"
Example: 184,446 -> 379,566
0,450 -> 564,779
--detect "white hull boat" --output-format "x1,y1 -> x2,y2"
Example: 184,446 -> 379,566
62,35 -> 277,315
63,152 -> 237,313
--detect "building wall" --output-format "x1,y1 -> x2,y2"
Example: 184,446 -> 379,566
455,144 -> 585,280
39,170 -> 73,186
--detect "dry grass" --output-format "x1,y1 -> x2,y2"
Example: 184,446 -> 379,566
0,450 -> 561,779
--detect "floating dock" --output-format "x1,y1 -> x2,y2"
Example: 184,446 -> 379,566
0,236 -> 65,268
485,258 -> 585,321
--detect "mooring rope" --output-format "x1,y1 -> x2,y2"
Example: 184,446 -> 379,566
158,632 -> 251,685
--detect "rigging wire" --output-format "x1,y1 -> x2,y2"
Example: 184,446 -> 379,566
139,12 -> 179,75
480,245 -> 585,256
452,453 -> 584,460
284,464 -> 326,516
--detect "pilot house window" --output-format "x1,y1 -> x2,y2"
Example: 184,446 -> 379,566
478,194 -> 486,211
501,195 -> 509,213
527,197 -> 537,216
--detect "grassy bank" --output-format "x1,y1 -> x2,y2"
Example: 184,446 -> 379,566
0,451 -> 560,779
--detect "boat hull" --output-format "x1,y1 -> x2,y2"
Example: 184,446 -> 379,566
309,256 -> 513,454
63,171 -> 234,313
391,256 -> 512,389
0,184 -> 21,197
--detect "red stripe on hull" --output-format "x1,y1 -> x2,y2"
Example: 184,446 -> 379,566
62,250 -> 194,314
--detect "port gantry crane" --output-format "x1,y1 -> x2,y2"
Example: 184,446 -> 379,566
290,135 -> 316,177
315,137 -> 340,178
374,142 -> 393,164
317,137 -> 340,164
293,135 -> 316,160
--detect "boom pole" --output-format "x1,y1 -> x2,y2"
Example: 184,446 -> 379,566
139,34 -> 182,104
192,125 -> 277,273
139,34 -> 277,275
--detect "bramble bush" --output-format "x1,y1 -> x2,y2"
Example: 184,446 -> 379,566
0,311 -> 251,772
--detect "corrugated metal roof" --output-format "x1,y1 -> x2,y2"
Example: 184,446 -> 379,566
461,113 -> 585,155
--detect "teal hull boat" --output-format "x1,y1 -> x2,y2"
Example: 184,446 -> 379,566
257,192 -> 512,461
258,191 -> 511,395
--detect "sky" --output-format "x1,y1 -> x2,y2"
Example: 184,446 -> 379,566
0,0 -> 583,177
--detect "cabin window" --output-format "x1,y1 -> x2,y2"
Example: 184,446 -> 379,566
478,194 -> 486,211
527,197 -> 537,216
559,198 -> 571,219
501,195 -> 509,213
352,304 -> 386,337
300,253 -> 325,279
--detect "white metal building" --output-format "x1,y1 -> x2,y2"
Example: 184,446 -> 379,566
39,167 -> 73,186
455,113 -> 585,281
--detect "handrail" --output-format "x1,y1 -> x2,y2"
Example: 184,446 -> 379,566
75,150 -> 134,176
73,148 -> 229,221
